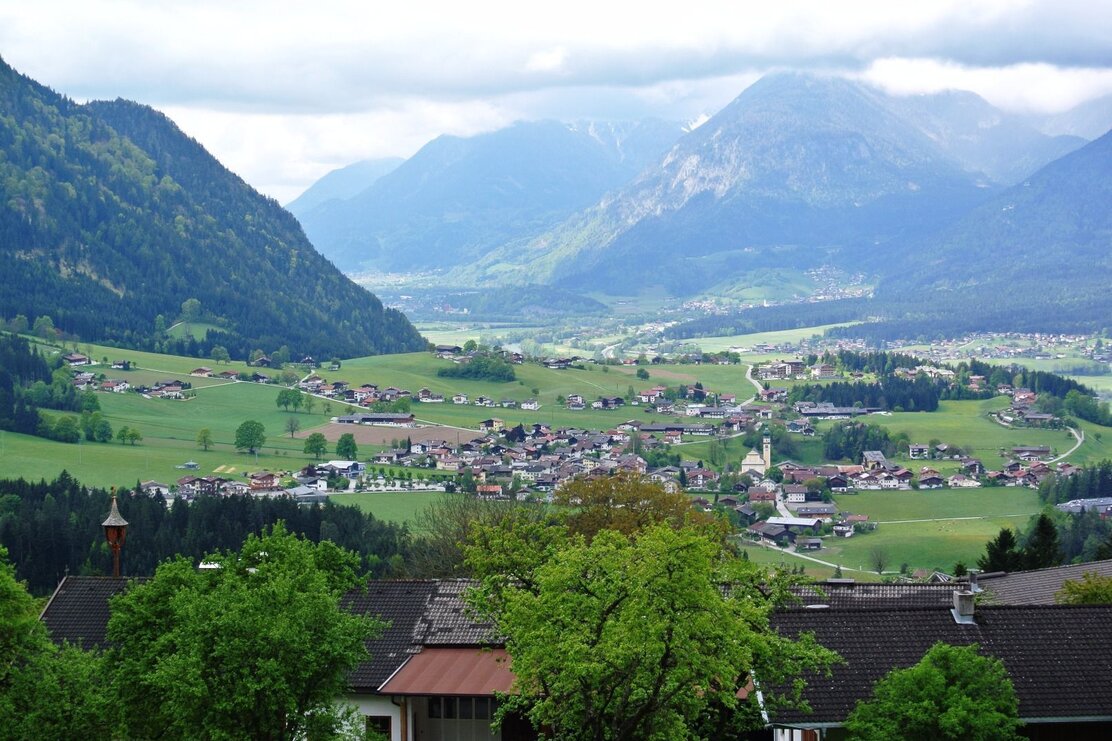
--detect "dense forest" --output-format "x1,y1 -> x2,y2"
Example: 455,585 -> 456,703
0,473 -> 410,595
789,375 -> 945,412
0,57 -> 425,360
822,421 -> 905,463
0,333 -> 96,443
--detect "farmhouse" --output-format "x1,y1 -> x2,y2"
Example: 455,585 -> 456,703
335,413 -> 416,427
1012,445 -> 1052,461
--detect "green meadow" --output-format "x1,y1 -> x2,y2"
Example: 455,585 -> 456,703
327,491 -> 444,527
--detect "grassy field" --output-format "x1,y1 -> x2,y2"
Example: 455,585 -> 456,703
32,338 -> 257,378
166,321 -> 224,341
809,487 -> 1042,574
825,398 -> 1080,465
690,323 -> 860,352
822,515 -> 1036,575
327,491 -> 443,526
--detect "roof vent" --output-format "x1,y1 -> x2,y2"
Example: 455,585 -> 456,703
951,589 -> 975,624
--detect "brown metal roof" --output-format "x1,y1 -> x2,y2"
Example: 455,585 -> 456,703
378,647 -> 514,696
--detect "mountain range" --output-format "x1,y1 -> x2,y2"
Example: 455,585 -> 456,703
292,72 -> 1104,312
0,57 -> 424,359
450,74 -> 1087,294
293,119 -> 683,273
285,157 -> 404,217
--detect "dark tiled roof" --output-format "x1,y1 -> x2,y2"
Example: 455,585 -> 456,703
784,581 -> 956,610
43,577 -> 496,693
978,559 -> 1112,605
414,579 -> 496,646
771,605 -> 1112,726
342,581 -> 440,692
341,579 -> 496,692
40,576 -> 149,649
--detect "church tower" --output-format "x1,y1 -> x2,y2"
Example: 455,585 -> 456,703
762,432 -> 771,470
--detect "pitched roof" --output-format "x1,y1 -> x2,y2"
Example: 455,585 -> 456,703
42,576 -> 496,694
40,576 -> 149,649
783,581 -> 956,611
770,605 -> 1112,727
340,579 -> 496,692
377,647 -> 514,696
978,559 -> 1112,605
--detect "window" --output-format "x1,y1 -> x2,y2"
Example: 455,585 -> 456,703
428,697 -> 441,719
443,697 -> 457,719
458,697 -> 473,720
473,697 -> 490,720
365,716 -> 391,736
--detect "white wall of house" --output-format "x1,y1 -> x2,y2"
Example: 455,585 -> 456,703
345,694 -> 411,741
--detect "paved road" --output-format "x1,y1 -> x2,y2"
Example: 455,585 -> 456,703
743,363 -> 762,404
743,540 -> 893,575
1050,426 -> 1085,463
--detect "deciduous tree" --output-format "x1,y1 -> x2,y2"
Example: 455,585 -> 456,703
234,420 -> 266,454
845,642 -> 1021,740
464,522 -> 836,740
285,417 -> 301,438
303,432 -> 328,460
1056,571 -> 1112,604
336,432 -> 358,461
105,525 -> 379,740
554,471 -> 714,540
196,428 -> 214,451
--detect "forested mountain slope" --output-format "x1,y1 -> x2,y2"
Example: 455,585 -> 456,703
0,57 -> 424,359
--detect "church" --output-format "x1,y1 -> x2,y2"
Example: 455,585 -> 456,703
740,432 -> 772,477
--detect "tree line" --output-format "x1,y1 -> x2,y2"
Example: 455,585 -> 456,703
822,421 -> 905,462
0,473 -> 410,596
789,374 -> 944,412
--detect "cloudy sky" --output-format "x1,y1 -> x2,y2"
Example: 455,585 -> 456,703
2,0 -> 1110,202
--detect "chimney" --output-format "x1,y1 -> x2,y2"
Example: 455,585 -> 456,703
951,589 -> 975,624
968,569 -> 982,593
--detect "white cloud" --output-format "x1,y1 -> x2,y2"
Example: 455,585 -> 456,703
0,0 -> 1109,199
526,48 -> 568,74
860,58 -> 1112,113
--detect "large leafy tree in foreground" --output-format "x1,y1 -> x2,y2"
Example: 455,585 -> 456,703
105,524 -> 380,740
465,514 -> 837,740
0,546 -> 108,739
845,642 -> 1021,741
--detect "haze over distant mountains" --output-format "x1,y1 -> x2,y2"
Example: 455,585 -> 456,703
295,73 -> 1101,303
292,119 -> 684,272
472,73 -> 1086,294
286,157 -> 403,216
0,57 -> 424,358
